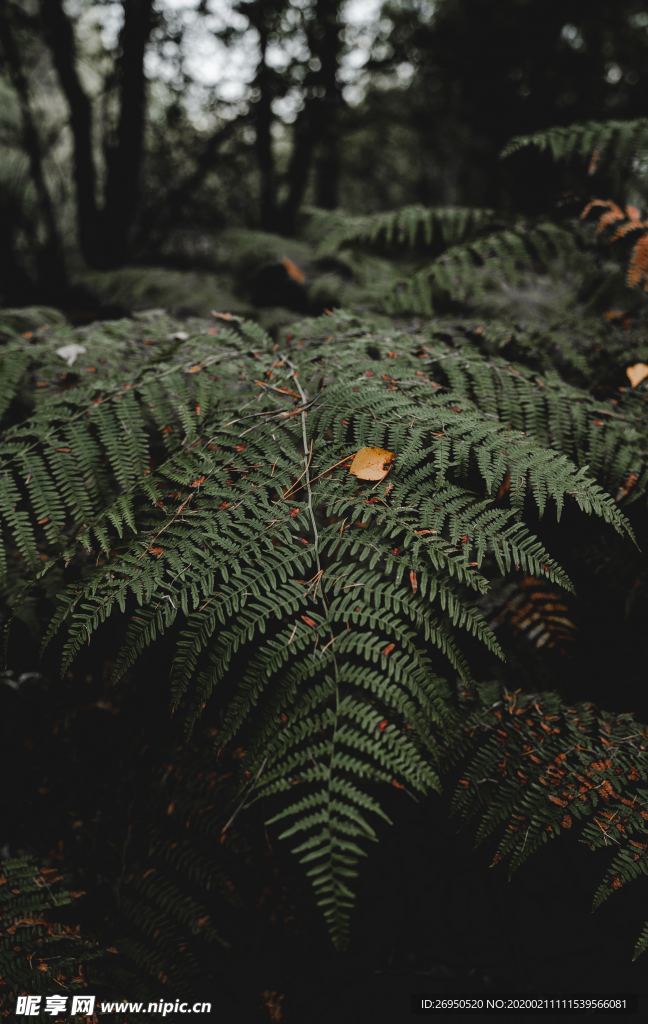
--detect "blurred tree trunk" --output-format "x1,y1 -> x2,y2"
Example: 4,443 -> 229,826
38,0 -> 100,266
0,5 -> 66,293
314,0 -> 343,210
281,0 -> 342,233
240,0 -> 285,230
103,0 -> 155,265
0,213 -> 32,306
38,0 -> 154,269
281,110 -> 317,235
254,18 -> 279,231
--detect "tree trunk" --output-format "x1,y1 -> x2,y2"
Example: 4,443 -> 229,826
38,0 -> 101,266
281,103 -> 319,234
254,21 -> 279,231
103,0 -> 155,266
0,5 -> 66,293
39,0 -> 153,268
280,0 -> 343,233
314,0 -> 343,210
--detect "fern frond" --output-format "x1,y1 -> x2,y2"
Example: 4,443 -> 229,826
319,205 -> 498,255
289,310 -> 648,508
502,119 -> 648,171
0,855 -> 99,999
451,684 -> 648,958
628,234 -> 648,290
107,744 -> 259,1002
385,224 -> 579,315
0,318 -> 250,578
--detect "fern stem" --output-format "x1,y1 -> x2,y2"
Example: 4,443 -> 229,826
283,353 -> 347,938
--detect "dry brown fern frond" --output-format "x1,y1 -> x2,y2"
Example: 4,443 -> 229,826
581,198 -> 648,291
611,219 -> 648,243
580,199 -> 625,232
628,234 -> 648,290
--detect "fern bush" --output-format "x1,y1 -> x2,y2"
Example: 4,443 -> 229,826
0,301 -> 642,950
318,118 -> 648,324
2,120 -> 648,977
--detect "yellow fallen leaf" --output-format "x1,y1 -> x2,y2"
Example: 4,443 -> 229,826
626,363 -> 648,388
348,446 -> 396,481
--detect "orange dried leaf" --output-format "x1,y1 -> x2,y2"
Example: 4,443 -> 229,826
626,363 -> 648,388
281,256 -> 306,284
348,446 -> 396,481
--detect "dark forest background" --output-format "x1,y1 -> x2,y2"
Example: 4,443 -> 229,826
2,0 -> 648,314
2,3 -> 648,1022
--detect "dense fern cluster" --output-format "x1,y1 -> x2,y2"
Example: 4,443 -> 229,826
317,119 -> 648,322
0,301 -> 642,952
317,205 -> 586,317
2,119 -> 648,999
